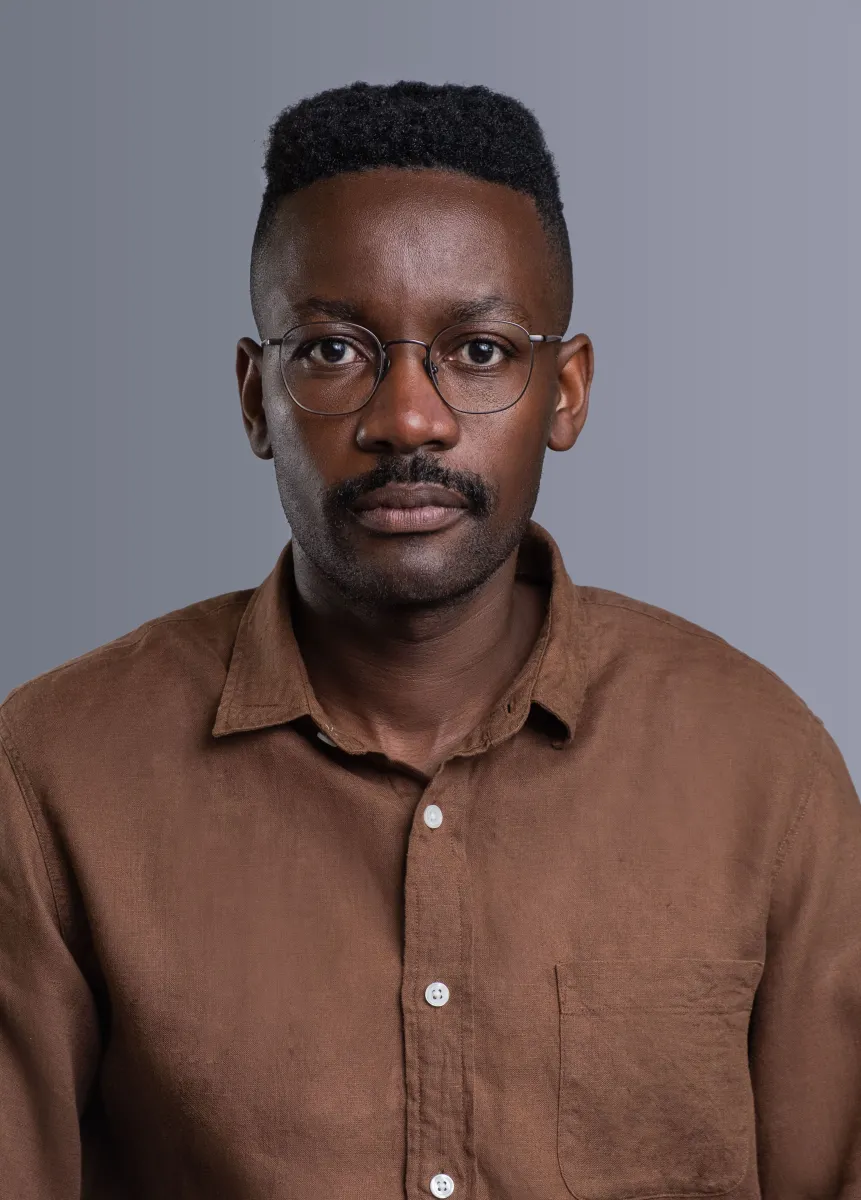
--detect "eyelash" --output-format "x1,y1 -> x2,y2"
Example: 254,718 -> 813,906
291,334 -> 519,363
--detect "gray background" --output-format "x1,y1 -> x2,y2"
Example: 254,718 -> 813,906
1,0 -> 858,782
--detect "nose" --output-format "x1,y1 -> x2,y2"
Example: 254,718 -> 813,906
354,340 -> 460,456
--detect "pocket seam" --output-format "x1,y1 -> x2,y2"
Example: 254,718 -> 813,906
555,958 -> 760,1200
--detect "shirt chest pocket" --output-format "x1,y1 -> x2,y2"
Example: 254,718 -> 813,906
555,957 -> 763,1200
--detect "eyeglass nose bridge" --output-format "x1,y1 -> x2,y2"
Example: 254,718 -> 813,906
377,337 -> 439,387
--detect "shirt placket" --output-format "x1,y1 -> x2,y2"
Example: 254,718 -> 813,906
401,767 -> 476,1200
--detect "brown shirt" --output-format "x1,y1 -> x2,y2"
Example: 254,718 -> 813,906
1,520 -> 860,1200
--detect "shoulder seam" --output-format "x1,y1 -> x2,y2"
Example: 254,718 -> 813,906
2,595 -> 249,703
579,593 -> 733,648
0,713 -> 67,941
579,593 -> 815,721
767,716 -> 825,894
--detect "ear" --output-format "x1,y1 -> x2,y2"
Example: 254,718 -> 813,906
547,333 -> 594,452
236,338 -> 273,460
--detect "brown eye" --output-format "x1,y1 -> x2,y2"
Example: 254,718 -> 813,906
304,338 -> 362,366
450,338 -> 510,368
467,339 -> 496,365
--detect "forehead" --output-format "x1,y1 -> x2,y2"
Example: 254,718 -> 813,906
255,168 -> 559,334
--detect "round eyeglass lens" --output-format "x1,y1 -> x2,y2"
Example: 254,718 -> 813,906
429,321 -> 534,413
279,322 -> 382,414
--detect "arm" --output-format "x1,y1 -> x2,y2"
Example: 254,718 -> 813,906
750,718 -> 861,1196
0,720 -> 100,1199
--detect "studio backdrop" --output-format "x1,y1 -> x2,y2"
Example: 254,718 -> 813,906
1,0 -> 857,782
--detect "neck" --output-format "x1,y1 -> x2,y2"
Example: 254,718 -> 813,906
289,541 -> 547,769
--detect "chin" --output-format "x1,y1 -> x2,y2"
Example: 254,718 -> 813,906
327,528 -> 507,610
338,557 -> 489,610
293,507 -> 530,611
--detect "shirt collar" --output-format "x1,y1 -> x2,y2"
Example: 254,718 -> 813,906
212,519 -> 589,751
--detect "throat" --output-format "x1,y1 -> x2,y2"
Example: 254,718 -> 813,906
294,575 -> 549,766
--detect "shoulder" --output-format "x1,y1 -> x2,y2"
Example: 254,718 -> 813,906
578,582 -> 814,708
574,582 -> 824,761
0,587 -> 253,752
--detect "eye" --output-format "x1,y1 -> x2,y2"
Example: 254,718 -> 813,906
449,337 -> 511,368
300,338 -> 364,367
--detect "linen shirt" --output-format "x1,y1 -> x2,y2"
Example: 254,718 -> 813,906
1,520 -> 860,1200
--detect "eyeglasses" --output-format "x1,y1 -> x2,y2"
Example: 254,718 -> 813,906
261,320 -> 563,415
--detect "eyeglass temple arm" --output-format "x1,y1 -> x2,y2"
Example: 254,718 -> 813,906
263,335 -> 562,344
263,334 -> 562,348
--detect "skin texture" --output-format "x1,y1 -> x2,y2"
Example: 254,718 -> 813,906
237,168 -> 593,774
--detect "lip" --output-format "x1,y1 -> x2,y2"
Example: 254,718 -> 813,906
353,505 -> 467,534
352,483 -> 469,512
350,483 -> 469,535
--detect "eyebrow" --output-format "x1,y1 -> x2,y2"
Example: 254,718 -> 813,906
290,297 -> 365,323
288,295 -> 533,327
444,296 -> 533,326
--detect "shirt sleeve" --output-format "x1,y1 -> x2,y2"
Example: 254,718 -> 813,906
0,722 -> 100,1200
750,717 -> 861,1196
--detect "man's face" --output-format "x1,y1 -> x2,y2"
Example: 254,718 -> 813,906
238,167 -> 592,608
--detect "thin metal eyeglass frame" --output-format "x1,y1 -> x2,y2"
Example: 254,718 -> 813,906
261,320 -> 563,416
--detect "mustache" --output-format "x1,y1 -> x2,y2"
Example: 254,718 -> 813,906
326,454 -> 495,518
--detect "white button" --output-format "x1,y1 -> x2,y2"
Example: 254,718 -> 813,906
430,1174 -> 454,1197
423,804 -> 443,829
317,731 -> 336,747
425,981 -> 449,1007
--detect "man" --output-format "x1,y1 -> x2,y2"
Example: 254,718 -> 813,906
1,80 -> 859,1200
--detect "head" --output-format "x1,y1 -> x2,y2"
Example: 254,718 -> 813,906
237,81 -> 593,611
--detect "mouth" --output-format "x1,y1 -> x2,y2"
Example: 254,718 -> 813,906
350,482 -> 469,534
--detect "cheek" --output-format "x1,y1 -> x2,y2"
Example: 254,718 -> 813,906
485,386 -> 554,480
265,402 -> 327,503
462,406 -> 549,515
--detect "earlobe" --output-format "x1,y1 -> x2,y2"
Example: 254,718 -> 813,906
547,402 -> 578,452
236,338 -> 273,461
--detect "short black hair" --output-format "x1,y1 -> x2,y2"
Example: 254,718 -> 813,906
250,81 -> 573,329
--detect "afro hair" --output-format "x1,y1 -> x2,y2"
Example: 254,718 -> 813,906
250,81 -> 572,327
